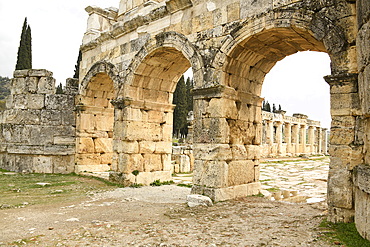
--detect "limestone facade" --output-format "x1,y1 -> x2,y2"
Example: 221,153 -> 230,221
261,111 -> 328,158
0,0 -> 369,240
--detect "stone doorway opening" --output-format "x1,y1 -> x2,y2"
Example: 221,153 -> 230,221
75,72 -> 115,173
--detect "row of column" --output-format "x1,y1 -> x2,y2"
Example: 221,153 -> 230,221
263,120 -> 328,156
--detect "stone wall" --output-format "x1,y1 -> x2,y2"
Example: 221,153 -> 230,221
0,70 -> 77,173
354,0 -> 370,240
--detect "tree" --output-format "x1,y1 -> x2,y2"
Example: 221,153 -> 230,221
73,50 -> 82,79
56,83 -> 64,94
265,101 -> 271,112
272,103 -> 277,113
172,76 -> 188,138
278,104 -> 282,111
16,18 -> 32,70
185,77 -> 193,112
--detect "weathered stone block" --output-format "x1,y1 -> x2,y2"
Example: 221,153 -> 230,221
28,94 -> 45,109
54,136 -> 75,145
25,76 -> 38,93
193,143 -> 232,161
37,76 -> 55,94
28,69 -> 53,77
94,138 -> 113,153
32,156 -> 53,173
354,187 -> 370,240
114,140 -> 139,153
207,98 -> 238,118
154,141 -> 172,154
330,127 -> 355,145
327,168 -> 353,209
143,153 -> 162,172
52,155 -> 75,173
41,110 -> 62,125
77,137 -> 95,153
193,117 -> 230,144
45,95 -> 75,111
139,140 -> 156,153
227,160 -> 255,186
193,160 -> 228,188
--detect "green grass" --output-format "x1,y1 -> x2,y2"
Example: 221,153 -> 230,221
177,183 -> 192,188
0,172 -> 121,209
266,187 -> 280,192
319,219 -> 370,246
150,180 -> 174,186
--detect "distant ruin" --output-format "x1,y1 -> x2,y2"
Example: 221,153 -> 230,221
0,0 -> 369,240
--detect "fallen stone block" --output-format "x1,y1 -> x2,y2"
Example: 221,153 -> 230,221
186,194 -> 213,207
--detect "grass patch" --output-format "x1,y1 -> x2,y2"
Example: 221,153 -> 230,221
150,180 -> 174,186
266,187 -> 280,192
0,172 -> 121,209
319,219 -> 370,246
250,193 -> 265,197
177,183 -> 192,188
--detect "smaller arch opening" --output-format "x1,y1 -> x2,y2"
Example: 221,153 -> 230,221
76,72 -> 115,173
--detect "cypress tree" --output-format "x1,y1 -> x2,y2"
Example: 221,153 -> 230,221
56,83 -> 64,94
73,50 -> 82,79
173,75 -> 187,138
272,103 -> 277,113
185,77 -> 193,112
16,18 -> 32,70
266,101 -> 271,112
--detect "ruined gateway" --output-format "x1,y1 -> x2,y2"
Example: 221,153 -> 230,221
0,0 -> 370,240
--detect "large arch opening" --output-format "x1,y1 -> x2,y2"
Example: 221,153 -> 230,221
75,72 -> 115,173
259,51 -> 331,203
113,46 -> 194,185
192,26 -> 331,201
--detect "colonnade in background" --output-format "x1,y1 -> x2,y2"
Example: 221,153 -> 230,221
261,111 -> 328,158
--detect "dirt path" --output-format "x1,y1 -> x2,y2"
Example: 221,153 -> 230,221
0,185 -> 334,246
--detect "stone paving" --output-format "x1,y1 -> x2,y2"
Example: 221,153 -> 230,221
172,156 -> 329,203
259,156 -> 329,203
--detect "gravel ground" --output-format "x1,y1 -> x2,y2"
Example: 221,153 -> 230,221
0,184 -> 334,247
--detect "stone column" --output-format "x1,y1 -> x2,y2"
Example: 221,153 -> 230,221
266,120 -> 274,145
276,121 -> 283,155
307,126 -> 315,154
291,124 -> 299,155
300,125 -> 307,154
317,127 -> 322,154
284,122 -> 292,154
191,85 -> 261,201
322,128 -> 328,155
325,73 -> 362,223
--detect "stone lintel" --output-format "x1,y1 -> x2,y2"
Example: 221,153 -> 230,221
13,69 -> 53,78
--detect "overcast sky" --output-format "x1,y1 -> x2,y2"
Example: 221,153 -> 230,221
0,1 -> 331,128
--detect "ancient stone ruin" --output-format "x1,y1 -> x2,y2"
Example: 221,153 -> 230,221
261,111 -> 328,157
0,0 -> 369,240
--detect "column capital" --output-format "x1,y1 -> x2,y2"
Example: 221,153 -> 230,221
324,73 -> 358,93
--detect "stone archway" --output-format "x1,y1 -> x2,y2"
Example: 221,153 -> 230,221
191,7 -> 358,223
75,62 -> 120,173
110,32 -> 204,185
